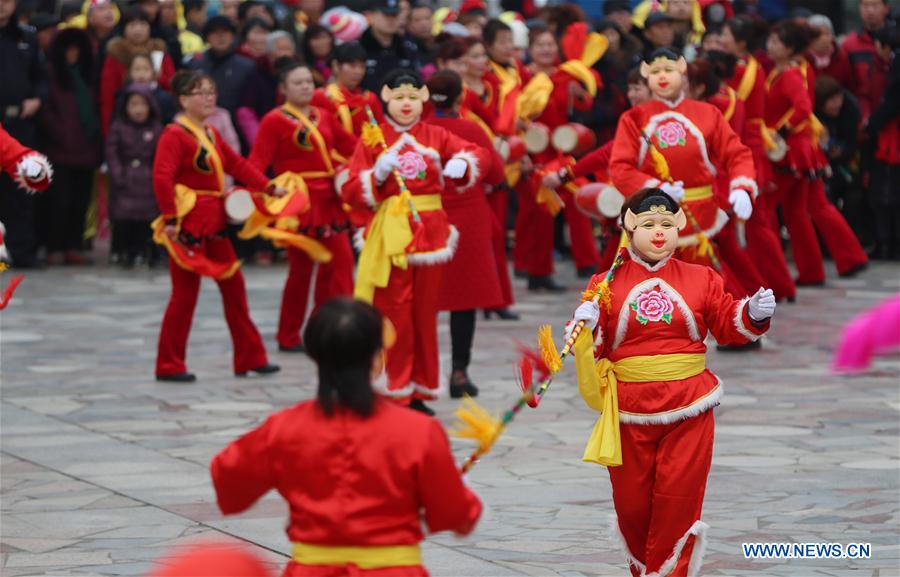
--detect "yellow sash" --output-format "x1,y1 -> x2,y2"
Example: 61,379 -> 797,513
723,86 -> 737,122
736,56 -> 758,102
518,73 -> 553,120
176,115 -> 224,192
490,60 -> 520,108
574,329 -> 707,466
325,83 -> 354,134
354,194 -> 442,303
282,102 -> 336,175
559,59 -> 598,97
292,542 -> 422,569
683,185 -> 713,202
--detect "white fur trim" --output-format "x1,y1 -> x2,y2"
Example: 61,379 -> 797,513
334,168 -> 350,197
733,297 -> 762,342
450,149 -> 480,191
612,278 -> 701,350
641,178 -> 663,189
386,116 -> 415,133
644,519 -> 710,577
676,209 -> 729,247
360,168 -> 377,207
627,245 -> 672,272
619,381 -> 722,425
371,372 -> 416,398
414,381 -> 445,399
609,514 -> 647,575
14,154 -> 53,194
729,176 -> 758,199
353,228 -> 367,252
406,225 -> 459,266
639,112 -> 716,177
652,92 -> 685,109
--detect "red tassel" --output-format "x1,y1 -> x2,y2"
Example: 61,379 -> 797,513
0,274 -> 24,310
515,346 -> 552,408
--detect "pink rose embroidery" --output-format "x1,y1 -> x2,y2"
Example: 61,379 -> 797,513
656,121 -> 687,149
631,289 -> 674,325
397,151 -> 428,180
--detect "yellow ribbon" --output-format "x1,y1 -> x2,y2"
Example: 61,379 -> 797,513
282,102 -> 337,175
736,56 -> 759,102
516,72 -> 554,120
325,83 -> 354,135
354,194 -> 442,303
292,542 -> 422,570
559,59 -> 598,98
176,115 -> 224,192
682,185 -> 713,202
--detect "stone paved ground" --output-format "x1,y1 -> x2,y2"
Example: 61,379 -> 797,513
1,258 -> 899,577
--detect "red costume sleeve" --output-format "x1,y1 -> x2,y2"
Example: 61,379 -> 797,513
152,127 -> 185,218
437,126 -> 491,191
216,127 -> 270,190
210,417 -> 276,515
609,110 -> 662,194
573,140 -> 613,179
0,123 -> 32,175
341,139 -> 378,209
311,89 -> 336,114
417,420 -> 482,535
702,267 -> 769,346
780,69 -> 814,131
325,109 -> 358,159
708,106 -> 756,195
247,111 -> 281,173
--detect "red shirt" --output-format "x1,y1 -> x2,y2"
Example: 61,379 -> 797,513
311,84 -> 384,137
211,399 -> 482,545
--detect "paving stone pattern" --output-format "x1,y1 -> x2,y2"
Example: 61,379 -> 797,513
1,261 -> 898,576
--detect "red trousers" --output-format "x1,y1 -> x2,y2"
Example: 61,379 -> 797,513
156,237 -> 268,376
609,411 -> 714,577
744,192 -> 797,300
560,188 -> 601,271
772,173 -> 868,284
277,234 -> 354,348
715,221 -> 767,296
485,188 -> 513,307
373,263 -> 444,402
513,177 -> 554,276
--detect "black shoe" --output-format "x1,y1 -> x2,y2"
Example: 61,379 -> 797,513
796,280 -> 826,287
279,343 -> 306,353
838,261 -> 868,278
450,372 -> 479,398
235,363 -> 281,377
528,275 -> 566,293
577,266 -> 596,279
483,308 -> 520,321
156,372 -> 197,383
716,340 -> 762,352
513,269 -> 528,279
408,399 -> 435,416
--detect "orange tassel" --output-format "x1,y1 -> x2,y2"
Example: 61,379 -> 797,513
537,325 -> 562,374
649,144 -> 671,182
451,397 -> 502,453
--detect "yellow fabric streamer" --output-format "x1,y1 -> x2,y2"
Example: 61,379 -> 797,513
574,330 -> 621,467
736,56 -> 759,102
292,542 -> 422,569
537,324 -> 563,373
581,33 -> 608,68
504,161 -> 522,188
257,227 -> 332,263
354,194 -> 442,303
536,185 -> 564,216
325,83 -> 354,134
649,143 -> 671,182
559,60 -> 598,98
516,72 -> 554,120
451,397 -> 502,453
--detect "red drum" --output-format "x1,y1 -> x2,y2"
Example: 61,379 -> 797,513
552,123 -> 597,157
494,135 -> 526,163
224,187 -> 255,222
576,182 -> 624,221
523,122 -> 550,154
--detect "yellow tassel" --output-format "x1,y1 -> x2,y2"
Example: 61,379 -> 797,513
649,144 -> 671,182
537,325 -> 563,373
451,397 -> 502,453
695,232 -> 713,260
361,122 -> 384,148
582,279 -> 613,314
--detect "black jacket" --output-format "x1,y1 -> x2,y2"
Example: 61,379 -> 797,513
0,17 -> 46,144
187,47 -> 255,114
359,27 -> 421,92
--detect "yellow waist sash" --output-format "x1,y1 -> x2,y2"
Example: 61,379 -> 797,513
574,330 -> 706,467
354,194 -> 443,303
291,542 -> 422,569
682,185 -> 713,202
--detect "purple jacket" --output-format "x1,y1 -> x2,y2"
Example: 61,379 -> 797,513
40,63 -> 103,168
105,83 -> 163,221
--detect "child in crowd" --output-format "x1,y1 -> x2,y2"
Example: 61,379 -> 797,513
120,53 -> 176,124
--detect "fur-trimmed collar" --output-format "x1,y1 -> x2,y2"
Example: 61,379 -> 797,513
627,245 -> 673,272
105,36 -> 168,66
652,91 -> 685,108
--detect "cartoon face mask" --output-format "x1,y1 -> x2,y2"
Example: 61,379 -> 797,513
380,83 -> 429,126
623,203 -> 686,262
640,55 -> 687,102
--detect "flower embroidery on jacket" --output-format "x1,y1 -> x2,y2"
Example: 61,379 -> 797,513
631,288 -> 674,325
655,121 -> 687,149
397,151 -> 428,180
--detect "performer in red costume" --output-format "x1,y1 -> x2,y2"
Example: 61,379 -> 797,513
250,63 -> 358,353
153,70 -> 281,382
764,20 -> 868,285
341,69 -> 489,415
571,189 -> 775,577
481,19 -> 532,137
609,48 -> 757,298
311,42 -> 383,138
721,15 -> 797,301
425,70 -> 506,399
0,122 -> 52,195
212,298 -> 482,577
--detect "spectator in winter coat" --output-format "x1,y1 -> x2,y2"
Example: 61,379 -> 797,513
806,14 -> 852,88
114,53 -> 176,124
187,15 -> 254,125
100,8 -> 176,135
105,83 -> 162,266
39,26 -> 103,266
842,0 -> 892,121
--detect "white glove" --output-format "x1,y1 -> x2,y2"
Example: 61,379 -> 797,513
729,188 -> 753,220
573,300 -> 600,331
374,151 -> 399,184
659,180 -> 685,201
18,155 -> 47,180
443,157 -> 468,179
748,287 -> 776,322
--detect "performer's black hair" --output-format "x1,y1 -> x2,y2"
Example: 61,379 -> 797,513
276,60 -> 311,84
644,46 -> 682,63
330,41 -> 367,65
303,298 -> 381,418
483,19 -> 511,47
379,69 -> 425,111
620,188 -> 680,226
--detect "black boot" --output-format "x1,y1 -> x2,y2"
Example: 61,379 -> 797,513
577,266 -> 596,279
528,275 -> 566,293
235,363 -> 281,377
449,371 -> 479,398
483,308 -> 520,321
156,372 -> 197,383
716,340 -> 762,352
279,343 -> 306,353
408,399 -> 435,416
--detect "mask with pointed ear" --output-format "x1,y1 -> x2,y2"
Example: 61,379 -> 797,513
676,56 -> 688,74
623,207 -> 639,231
673,207 -> 687,230
382,83 -> 429,126
640,60 -> 651,79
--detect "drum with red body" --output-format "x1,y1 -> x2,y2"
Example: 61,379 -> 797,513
523,122 -> 550,154
224,187 -> 255,222
552,123 -> 596,157
494,135 -> 526,163
575,182 -> 624,222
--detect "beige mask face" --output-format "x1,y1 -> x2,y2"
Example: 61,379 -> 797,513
624,206 -> 686,261
381,83 -> 429,126
640,56 -> 687,101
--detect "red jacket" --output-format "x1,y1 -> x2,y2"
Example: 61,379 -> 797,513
764,64 -> 826,173
725,56 -> 772,188
211,399 -> 482,564
311,84 -> 384,137
842,30 -> 891,121
806,41 -> 853,88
